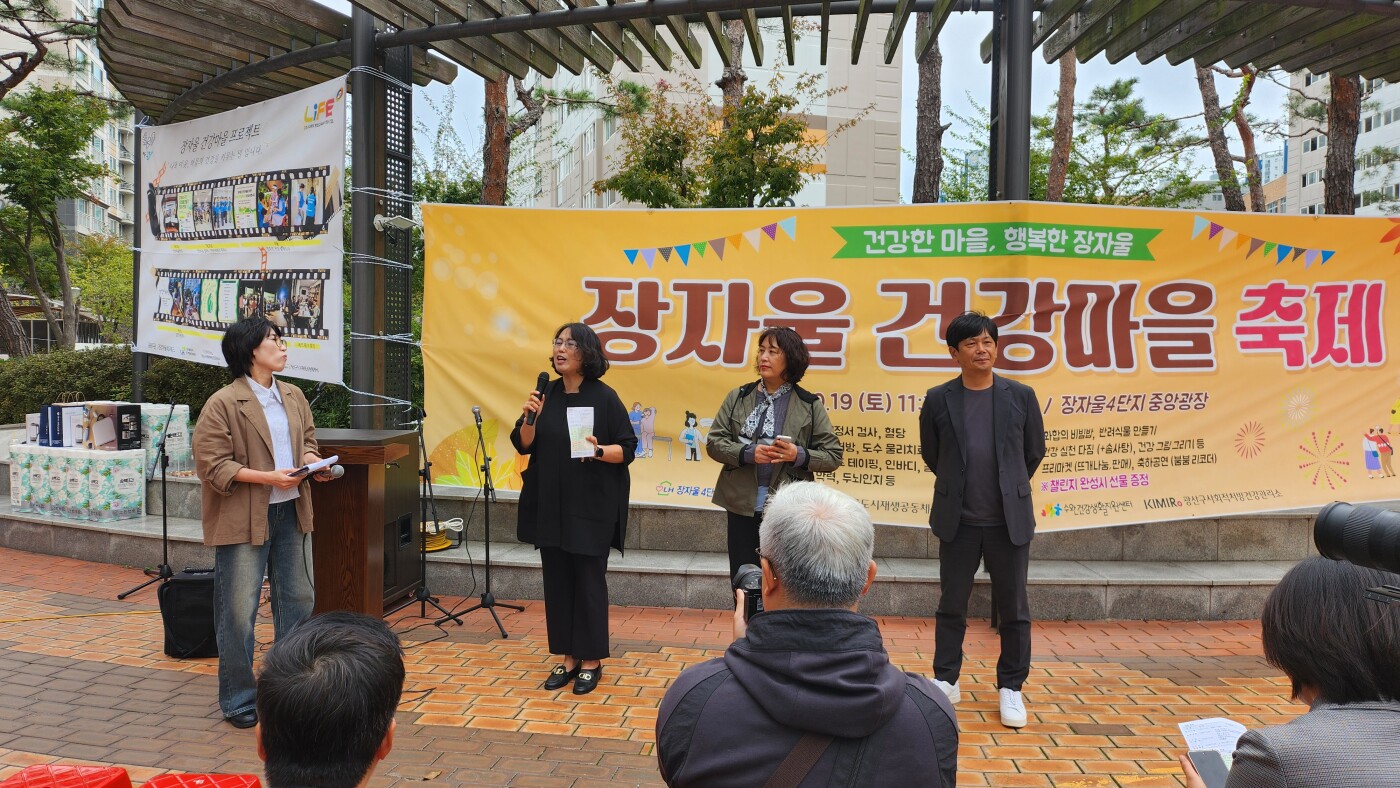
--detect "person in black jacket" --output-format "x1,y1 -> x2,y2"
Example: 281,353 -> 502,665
656,482 -> 959,787
511,322 -> 637,695
918,311 -> 1046,729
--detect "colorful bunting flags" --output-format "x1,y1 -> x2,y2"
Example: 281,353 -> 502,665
620,217 -> 797,266
1192,215 -> 1335,267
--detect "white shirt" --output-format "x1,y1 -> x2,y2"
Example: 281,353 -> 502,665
246,376 -> 299,504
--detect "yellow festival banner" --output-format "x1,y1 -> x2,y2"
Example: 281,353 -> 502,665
421,203 -> 1400,531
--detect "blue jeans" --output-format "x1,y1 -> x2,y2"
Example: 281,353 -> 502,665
214,500 -> 315,717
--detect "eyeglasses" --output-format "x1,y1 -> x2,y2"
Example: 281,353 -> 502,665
552,338 -> 579,350
265,336 -> 288,349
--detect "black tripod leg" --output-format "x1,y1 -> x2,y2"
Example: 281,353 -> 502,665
486,605 -> 508,639
117,570 -> 164,600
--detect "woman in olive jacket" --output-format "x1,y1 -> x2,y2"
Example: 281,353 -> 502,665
707,326 -> 844,579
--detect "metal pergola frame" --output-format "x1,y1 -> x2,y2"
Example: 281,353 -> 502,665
107,0 -> 1400,423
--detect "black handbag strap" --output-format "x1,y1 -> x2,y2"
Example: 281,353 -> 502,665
764,733 -> 834,788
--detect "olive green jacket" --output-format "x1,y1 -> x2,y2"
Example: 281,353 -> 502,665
707,381 -> 844,517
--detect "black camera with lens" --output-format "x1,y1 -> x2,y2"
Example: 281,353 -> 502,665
1313,501 -> 1400,603
733,563 -> 765,622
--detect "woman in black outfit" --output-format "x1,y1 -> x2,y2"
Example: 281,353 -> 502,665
511,322 -> 637,695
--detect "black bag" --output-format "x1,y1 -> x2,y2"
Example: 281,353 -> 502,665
157,569 -> 219,659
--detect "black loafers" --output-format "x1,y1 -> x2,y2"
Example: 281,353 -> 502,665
544,663 -> 579,690
573,666 -> 603,695
225,710 -> 258,729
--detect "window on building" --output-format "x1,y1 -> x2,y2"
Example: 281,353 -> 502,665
604,114 -> 616,141
583,128 -> 594,155
1300,170 -> 1321,188
1305,72 -> 1327,87
1303,135 -> 1326,152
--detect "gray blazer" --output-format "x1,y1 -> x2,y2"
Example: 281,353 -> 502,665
918,374 -> 1046,545
1225,701 -> 1400,787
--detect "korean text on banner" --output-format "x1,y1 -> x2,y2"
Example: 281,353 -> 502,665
421,203 -> 1400,531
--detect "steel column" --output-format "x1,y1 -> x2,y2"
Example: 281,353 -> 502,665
990,0 -> 1032,200
132,122 -> 147,401
351,7 -> 382,429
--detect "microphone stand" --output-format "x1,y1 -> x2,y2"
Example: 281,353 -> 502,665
119,401 -> 177,599
387,407 -> 460,623
444,407 -> 522,637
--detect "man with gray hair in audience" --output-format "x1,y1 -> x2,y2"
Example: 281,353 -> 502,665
655,481 -> 958,787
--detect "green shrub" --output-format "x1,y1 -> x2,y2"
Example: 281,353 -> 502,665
0,346 -> 133,422
0,346 -> 383,427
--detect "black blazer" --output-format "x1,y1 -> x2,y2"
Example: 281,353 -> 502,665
510,377 -> 637,557
918,374 -> 1046,546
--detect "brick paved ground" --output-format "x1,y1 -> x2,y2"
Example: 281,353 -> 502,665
0,546 -> 1304,786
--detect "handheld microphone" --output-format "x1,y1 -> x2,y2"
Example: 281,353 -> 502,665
525,372 -> 549,426
472,405 -> 483,426
329,464 -> 345,479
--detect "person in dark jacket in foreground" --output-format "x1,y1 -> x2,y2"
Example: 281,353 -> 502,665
655,482 -> 958,787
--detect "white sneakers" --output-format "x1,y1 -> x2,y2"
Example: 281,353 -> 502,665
931,678 -> 961,705
932,678 -> 1028,727
999,687 -> 1027,728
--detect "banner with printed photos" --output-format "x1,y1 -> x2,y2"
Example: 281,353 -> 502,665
135,79 -> 345,383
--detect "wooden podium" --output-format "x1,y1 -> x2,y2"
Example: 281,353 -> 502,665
309,429 -> 421,616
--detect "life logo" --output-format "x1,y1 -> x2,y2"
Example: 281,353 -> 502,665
655,481 -> 674,496
1040,503 -> 1064,517
304,87 -> 344,128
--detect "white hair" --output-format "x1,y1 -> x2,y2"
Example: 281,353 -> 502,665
759,482 -> 874,608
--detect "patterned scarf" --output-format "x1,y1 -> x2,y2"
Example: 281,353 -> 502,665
741,381 -> 792,442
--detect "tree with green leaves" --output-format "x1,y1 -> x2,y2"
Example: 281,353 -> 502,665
938,96 -> 1051,202
597,73 -> 865,209
704,80 -> 817,208
1056,79 -> 1208,207
0,84 -> 112,350
69,234 -> 132,343
0,0 -> 95,100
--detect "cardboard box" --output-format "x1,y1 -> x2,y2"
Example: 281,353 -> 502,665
82,403 -> 143,451
60,405 -> 86,448
40,405 -> 59,446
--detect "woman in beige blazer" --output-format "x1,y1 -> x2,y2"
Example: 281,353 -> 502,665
193,317 -> 330,728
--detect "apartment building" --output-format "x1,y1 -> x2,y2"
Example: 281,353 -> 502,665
514,16 -> 904,209
0,0 -> 135,243
1283,71 -> 1400,216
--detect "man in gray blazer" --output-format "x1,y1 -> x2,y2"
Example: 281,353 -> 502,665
918,311 -> 1046,728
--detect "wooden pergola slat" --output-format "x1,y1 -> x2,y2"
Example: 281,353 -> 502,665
101,0 -> 1400,128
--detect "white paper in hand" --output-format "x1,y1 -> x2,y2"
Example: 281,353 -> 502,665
289,454 -> 339,477
566,408 -> 595,459
1179,718 -> 1246,765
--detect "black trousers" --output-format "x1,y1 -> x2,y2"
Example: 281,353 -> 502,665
726,511 -> 765,582
539,547 -> 611,661
933,523 -> 1032,690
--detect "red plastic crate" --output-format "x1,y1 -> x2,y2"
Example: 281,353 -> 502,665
0,766 -> 132,788
141,777 -> 260,788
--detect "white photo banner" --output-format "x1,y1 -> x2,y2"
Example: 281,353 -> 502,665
136,78 -> 346,383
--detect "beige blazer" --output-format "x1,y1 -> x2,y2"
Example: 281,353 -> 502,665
193,377 -> 319,547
